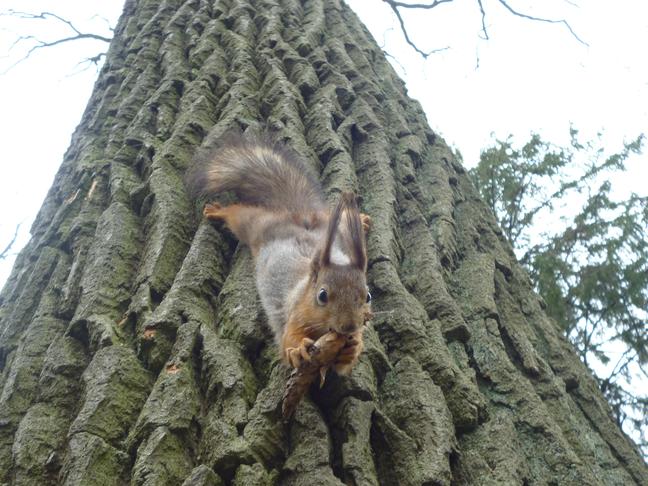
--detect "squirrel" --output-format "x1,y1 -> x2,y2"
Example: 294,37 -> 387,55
188,133 -> 372,375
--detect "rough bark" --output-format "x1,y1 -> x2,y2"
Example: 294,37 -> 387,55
0,0 -> 645,484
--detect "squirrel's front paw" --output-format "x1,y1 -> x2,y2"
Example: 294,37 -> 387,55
333,333 -> 363,375
285,337 -> 315,368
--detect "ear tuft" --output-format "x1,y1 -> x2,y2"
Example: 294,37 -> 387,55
310,249 -> 321,279
319,192 -> 367,271
320,195 -> 346,267
341,192 -> 367,271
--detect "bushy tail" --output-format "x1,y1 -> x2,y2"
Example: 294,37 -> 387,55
187,133 -> 325,213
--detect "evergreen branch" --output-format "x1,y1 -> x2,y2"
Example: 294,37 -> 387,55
603,348 -> 636,386
517,137 -> 643,241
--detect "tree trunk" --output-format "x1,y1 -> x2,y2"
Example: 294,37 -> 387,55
0,0 -> 645,484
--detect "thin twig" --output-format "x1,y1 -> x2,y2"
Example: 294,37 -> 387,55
381,0 -> 450,58
90,14 -> 115,33
606,349 -> 636,383
380,0 -> 587,59
2,34 -> 110,74
496,0 -> 588,46
383,49 -> 408,76
1,10 -> 111,42
476,0 -> 489,40
386,0 -> 454,9
0,10 -> 112,73
0,223 -> 21,260
66,52 -> 107,77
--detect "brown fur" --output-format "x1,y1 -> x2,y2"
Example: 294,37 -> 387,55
284,194 -> 371,374
190,135 -> 371,376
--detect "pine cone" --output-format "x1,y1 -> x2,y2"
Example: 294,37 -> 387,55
282,331 -> 346,419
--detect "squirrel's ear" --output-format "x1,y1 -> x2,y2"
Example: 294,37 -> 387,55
320,196 -> 345,267
342,193 -> 367,271
310,250 -> 321,279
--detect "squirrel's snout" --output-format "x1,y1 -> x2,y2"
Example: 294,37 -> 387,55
340,323 -> 358,335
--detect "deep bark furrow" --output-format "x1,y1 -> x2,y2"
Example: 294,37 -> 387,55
0,0 -> 646,484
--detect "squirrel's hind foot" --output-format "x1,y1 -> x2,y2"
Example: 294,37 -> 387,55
203,202 -> 224,220
360,213 -> 372,234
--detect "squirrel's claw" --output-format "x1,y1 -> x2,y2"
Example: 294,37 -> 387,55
286,347 -> 302,368
286,337 -> 315,369
299,337 -> 314,361
319,366 -> 329,387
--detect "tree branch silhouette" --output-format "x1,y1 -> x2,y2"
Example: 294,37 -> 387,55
1,10 -> 112,73
380,0 -> 587,59
0,224 -> 20,260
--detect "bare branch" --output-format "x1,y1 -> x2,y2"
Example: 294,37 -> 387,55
1,10 -> 111,42
476,0 -> 489,40
3,10 -> 83,36
0,9 -> 112,73
496,0 -> 588,46
376,25 -> 410,75
69,52 -> 107,76
386,0 -> 454,9
380,0 -> 587,58
0,224 -> 20,260
381,0 -> 450,58
90,14 -> 116,33
2,34 -> 110,74
383,49 -> 409,76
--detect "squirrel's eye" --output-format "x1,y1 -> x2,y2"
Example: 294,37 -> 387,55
317,288 -> 328,305
366,291 -> 372,303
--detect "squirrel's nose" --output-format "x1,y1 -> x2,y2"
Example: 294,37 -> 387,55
341,323 -> 357,334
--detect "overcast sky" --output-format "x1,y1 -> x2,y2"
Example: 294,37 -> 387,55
0,1 -> 122,283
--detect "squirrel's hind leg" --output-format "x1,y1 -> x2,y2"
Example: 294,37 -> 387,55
203,203 -> 273,254
203,202 -> 224,220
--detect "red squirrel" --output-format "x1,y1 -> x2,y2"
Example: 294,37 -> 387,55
189,134 -> 372,375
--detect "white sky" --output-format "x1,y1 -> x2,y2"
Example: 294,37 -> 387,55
0,0 -> 646,443
0,1 -> 122,282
